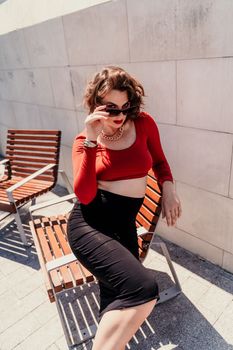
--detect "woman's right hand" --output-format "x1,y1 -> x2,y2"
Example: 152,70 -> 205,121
85,105 -> 109,140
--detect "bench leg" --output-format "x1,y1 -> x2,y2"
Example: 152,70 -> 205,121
153,236 -> 182,304
54,286 -> 98,349
13,209 -> 30,246
31,198 -> 36,206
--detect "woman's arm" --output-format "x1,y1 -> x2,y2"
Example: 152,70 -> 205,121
72,135 -> 98,204
144,113 -> 173,187
162,180 -> 182,226
72,105 -> 110,204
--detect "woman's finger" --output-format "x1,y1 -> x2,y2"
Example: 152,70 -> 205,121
169,209 -> 176,225
161,202 -> 165,218
93,111 -> 109,115
94,105 -> 107,111
86,114 -> 109,124
165,209 -> 172,226
177,204 -> 182,217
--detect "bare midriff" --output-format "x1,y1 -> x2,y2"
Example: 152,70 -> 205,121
97,176 -> 147,198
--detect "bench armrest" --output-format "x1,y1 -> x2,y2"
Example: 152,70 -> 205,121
45,253 -> 77,272
0,159 -> 10,165
6,163 -> 56,203
29,193 -> 77,215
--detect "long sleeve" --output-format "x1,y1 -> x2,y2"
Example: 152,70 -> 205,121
144,113 -> 174,187
72,134 -> 98,204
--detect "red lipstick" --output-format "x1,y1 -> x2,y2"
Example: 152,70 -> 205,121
114,120 -> 123,124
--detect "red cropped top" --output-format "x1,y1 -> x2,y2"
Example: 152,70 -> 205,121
72,111 -> 173,204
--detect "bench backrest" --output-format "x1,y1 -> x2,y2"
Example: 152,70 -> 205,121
5,129 -> 61,183
136,169 -> 162,232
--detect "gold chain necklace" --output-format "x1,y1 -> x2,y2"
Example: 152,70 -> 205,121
101,126 -> 124,141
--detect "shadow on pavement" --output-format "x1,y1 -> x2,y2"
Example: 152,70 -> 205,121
49,267 -> 233,350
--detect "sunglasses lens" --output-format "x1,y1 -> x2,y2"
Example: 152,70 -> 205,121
123,106 -> 135,115
105,106 -> 137,116
105,108 -> 121,116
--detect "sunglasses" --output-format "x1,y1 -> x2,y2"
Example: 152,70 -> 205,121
105,106 -> 137,117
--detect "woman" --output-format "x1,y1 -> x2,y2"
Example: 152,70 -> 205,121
67,66 -> 182,350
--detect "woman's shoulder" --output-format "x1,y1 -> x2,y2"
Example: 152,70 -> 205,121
74,129 -> 87,142
72,130 -> 87,152
137,111 -> 158,127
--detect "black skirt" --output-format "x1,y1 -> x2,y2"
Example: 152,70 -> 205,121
67,189 -> 160,319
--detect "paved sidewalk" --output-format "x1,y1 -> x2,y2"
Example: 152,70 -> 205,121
0,185 -> 233,350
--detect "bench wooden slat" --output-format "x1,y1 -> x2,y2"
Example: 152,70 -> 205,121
51,217 -> 85,286
8,135 -> 59,141
146,175 -> 161,194
139,205 -> 156,223
6,150 -> 56,158
7,146 -> 58,152
8,129 -> 60,135
7,140 -> 59,147
78,263 -> 95,283
56,216 -> 94,284
136,212 -> 156,232
42,218 -> 74,290
145,186 -> 161,203
9,170 -> 55,182
8,157 -> 57,164
143,196 -> 159,213
35,221 -> 63,295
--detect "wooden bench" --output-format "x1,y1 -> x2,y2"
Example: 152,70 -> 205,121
29,170 -> 181,348
0,129 -> 73,245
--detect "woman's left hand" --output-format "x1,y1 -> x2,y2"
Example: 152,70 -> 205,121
161,181 -> 182,227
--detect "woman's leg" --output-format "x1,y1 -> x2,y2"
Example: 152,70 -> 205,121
92,299 -> 157,350
67,202 -> 159,349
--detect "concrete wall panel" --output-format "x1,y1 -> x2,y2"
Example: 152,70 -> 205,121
39,106 -> 79,147
2,70 -> 29,102
230,157 -> 233,199
0,30 -> 30,69
63,0 -> 129,65
76,110 -> 87,133
159,125 -> 232,196
0,69 -> 54,105
0,124 -> 8,155
60,144 -> 73,181
223,251 -> 233,274
176,0 -> 233,59
49,68 -> 75,110
70,66 -> 97,111
0,100 -> 16,127
0,71 -> 10,100
127,0 -> 233,62
23,17 -> 68,67
157,218 -> 223,267
177,58 -> 233,133
12,102 -> 41,129
0,0 -> 110,35
127,0 -> 177,62
175,182 -> 233,254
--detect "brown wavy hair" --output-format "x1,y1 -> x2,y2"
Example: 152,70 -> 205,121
83,66 -> 145,120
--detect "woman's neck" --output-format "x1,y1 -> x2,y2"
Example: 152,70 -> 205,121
102,120 -> 131,136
